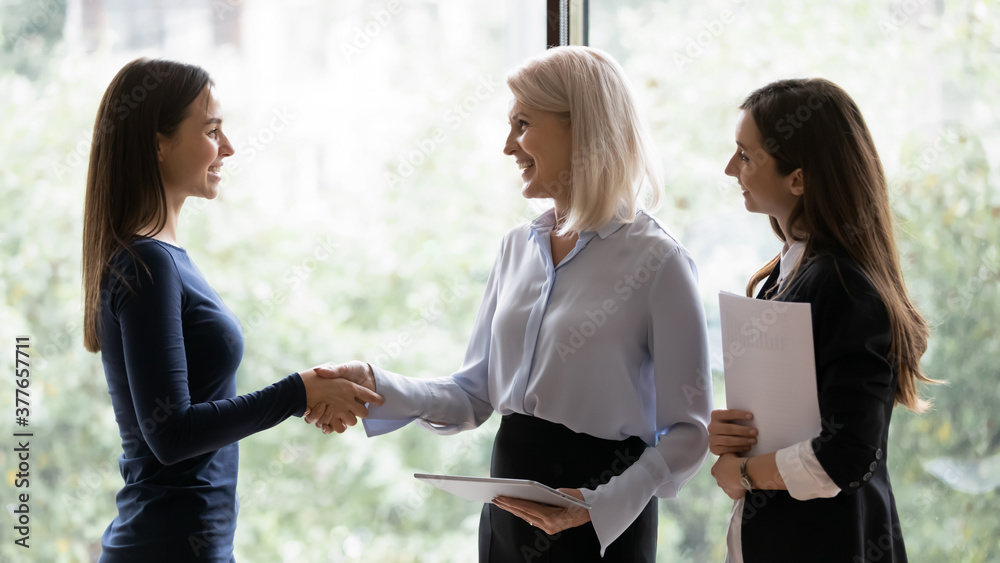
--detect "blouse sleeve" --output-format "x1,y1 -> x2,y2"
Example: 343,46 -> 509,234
581,246 -> 713,554
361,241 -> 503,437
111,244 -> 306,466
775,438 -> 841,499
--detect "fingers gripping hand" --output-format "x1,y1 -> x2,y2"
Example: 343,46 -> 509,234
313,360 -> 377,394
708,409 -> 758,455
310,361 -> 381,433
304,402 -> 349,434
316,379 -> 367,422
303,404 -> 347,433
302,367 -> 384,434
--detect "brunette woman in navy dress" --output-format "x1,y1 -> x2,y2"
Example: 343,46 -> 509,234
82,58 -> 381,562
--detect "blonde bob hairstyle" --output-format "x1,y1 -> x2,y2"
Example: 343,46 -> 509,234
506,46 -> 662,234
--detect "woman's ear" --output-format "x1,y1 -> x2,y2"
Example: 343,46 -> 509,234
788,168 -> 804,196
155,132 -> 168,163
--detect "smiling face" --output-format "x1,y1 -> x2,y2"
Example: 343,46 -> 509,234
156,86 -> 234,204
724,110 -> 803,231
503,98 -> 573,204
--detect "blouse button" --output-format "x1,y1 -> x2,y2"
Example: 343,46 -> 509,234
876,448 -> 883,460
863,472 -> 873,482
849,481 -> 860,488
869,461 -> 878,472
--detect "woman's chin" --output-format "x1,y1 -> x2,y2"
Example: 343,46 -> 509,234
201,183 -> 222,200
521,181 -> 558,201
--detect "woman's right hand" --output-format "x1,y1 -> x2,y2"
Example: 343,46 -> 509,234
708,409 -> 758,455
299,368 -> 384,434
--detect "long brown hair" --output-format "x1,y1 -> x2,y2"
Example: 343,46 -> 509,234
82,58 -> 212,352
740,78 -> 935,411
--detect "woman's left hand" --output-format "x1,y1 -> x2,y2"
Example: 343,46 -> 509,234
708,409 -> 757,455
711,453 -> 747,500
492,488 -> 590,535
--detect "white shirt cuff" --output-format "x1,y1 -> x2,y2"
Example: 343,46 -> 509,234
362,365 -> 431,437
580,448 -> 670,556
775,438 -> 841,500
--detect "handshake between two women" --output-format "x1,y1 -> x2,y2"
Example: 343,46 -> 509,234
300,360 -> 381,434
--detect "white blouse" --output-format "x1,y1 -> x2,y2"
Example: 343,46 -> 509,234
363,209 -> 713,554
725,241 -> 842,563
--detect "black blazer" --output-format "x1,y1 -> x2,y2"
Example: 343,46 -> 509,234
740,249 -> 907,562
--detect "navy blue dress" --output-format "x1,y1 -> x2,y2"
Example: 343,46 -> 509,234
98,238 -> 306,562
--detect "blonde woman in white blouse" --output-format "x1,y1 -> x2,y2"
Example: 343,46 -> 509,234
308,46 -> 712,562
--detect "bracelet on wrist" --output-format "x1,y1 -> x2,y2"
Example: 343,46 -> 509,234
739,457 -> 755,492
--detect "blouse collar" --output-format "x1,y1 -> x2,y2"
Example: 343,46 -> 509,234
529,207 -> 629,240
779,240 -> 807,285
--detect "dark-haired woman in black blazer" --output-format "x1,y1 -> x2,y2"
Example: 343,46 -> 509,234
708,78 -> 937,562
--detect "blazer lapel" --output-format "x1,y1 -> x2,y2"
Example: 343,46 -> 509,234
756,259 -> 782,300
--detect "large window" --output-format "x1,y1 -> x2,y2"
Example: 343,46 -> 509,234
1,0 -> 996,561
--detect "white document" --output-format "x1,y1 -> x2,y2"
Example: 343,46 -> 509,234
414,474 -> 592,509
719,291 -> 821,456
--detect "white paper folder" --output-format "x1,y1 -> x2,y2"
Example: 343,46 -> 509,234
719,291 -> 822,456
414,473 -> 592,509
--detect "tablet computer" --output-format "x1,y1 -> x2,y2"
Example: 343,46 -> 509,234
414,473 -> 592,509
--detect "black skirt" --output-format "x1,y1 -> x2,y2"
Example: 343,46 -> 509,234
478,413 -> 657,562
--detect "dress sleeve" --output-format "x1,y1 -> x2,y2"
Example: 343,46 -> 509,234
581,246 -> 713,554
110,244 -> 306,466
362,240 -> 503,437
806,260 -> 895,492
